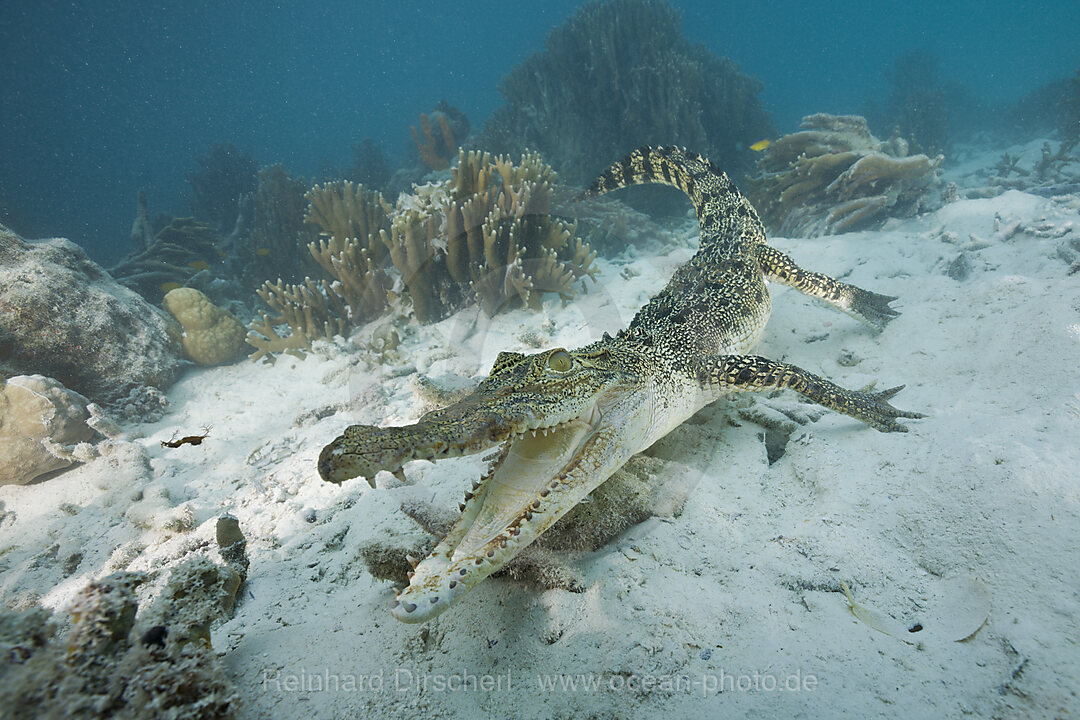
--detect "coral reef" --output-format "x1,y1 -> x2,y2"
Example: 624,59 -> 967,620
410,101 -> 470,172
235,165 -> 317,292
247,151 -> 599,358
881,50 -> 950,155
745,114 -> 943,236
186,142 -> 258,233
980,140 -> 1080,196
246,181 -> 392,360
0,557 -> 244,719
346,139 -> 391,191
110,211 -> 225,303
1064,70 -> 1080,144
247,275 -> 357,361
303,180 -> 391,267
947,136 -> 1080,200
0,224 -> 182,408
162,288 -> 248,366
481,0 -> 771,188
388,148 -> 598,320
412,113 -> 456,171
0,374 -> 100,485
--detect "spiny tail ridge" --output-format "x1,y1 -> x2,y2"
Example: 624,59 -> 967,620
578,145 -> 762,243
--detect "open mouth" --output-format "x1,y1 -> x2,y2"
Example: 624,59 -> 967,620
391,402 -> 605,622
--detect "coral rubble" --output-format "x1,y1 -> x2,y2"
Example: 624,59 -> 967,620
482,0 -> 771,187
977,140 -> 1080,197
0,559 -> 243,719
746,114 -> 943,236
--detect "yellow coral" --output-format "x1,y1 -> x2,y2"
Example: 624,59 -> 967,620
244,150 -> 599,359
303,181 -> 390,263
163,288 -> 248,365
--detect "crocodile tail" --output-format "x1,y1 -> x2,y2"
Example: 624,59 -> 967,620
579,145 -> 764,245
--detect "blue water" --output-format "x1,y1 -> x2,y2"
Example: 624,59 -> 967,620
1,0 -> 1076,266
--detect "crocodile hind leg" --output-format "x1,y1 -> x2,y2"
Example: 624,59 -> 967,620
696,354 -> 923,432
754,244 -> 899,330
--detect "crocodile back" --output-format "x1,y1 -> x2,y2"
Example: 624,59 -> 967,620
582,146 -> 772,369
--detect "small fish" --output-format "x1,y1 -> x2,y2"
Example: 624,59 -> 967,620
187,259 -> 210,271
255,248 -> 272,257
160,282 -> 183,293
749,139 -> 771,152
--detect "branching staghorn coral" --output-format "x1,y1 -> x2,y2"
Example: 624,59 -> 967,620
386,149 -> 599,320
746,114 -> 942,236
303,180 -> 394,321
304,180 -> 391,261
247,181 -> 393,361
246,152 -> 600,358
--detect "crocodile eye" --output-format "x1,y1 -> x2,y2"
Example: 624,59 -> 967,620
547,350 -> 573,373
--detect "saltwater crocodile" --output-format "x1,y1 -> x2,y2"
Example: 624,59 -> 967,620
319,146 -> 922,623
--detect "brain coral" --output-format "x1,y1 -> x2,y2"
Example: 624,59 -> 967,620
162,288 -> 248,366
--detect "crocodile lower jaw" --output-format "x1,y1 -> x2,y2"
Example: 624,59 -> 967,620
391,401 -> 610,623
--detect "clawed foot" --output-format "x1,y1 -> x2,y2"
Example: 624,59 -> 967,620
850,384 -> 925,432
849,288 -> 901,331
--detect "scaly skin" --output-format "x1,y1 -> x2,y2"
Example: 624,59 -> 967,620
318,146 -> 923,623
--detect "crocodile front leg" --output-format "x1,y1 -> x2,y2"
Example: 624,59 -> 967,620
753,244 -> 901,330
695,354 -> 923,432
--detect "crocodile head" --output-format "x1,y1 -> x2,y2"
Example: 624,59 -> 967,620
318,342 -> 654,622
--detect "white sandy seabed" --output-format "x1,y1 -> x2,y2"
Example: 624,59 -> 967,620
2,177 -> 1079,719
